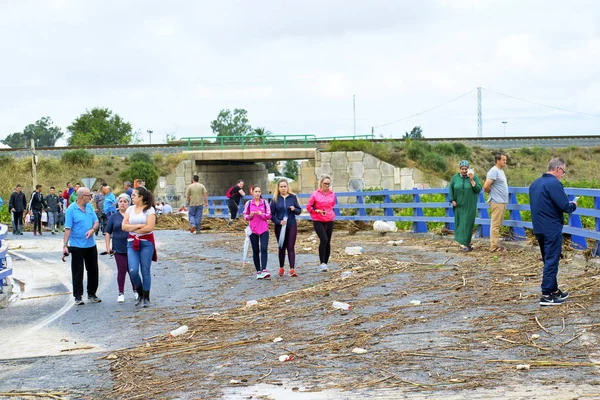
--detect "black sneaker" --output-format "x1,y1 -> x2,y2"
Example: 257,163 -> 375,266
75,297 -> 85,305
540,294 -> 566,306
553,289 -> 569,299
88,295 -> 102,303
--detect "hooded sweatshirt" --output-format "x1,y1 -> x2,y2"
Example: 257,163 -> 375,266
244,198 -> 271,235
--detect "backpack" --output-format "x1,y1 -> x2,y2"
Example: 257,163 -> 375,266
245,198 -> 267,215
226,186 -> 236,199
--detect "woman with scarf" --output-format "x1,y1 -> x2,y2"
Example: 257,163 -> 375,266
122,186 -> 157,307
270,179 -> 302,277
449,160 -> 482,251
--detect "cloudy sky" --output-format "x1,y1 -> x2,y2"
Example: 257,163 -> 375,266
0,0 -> 599,145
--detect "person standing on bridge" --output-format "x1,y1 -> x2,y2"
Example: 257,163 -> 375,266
449,160 -> 482,251
227,180 -> 246,226
63,187 -> 101,306
122,186 -> 157,307
483,153 -> 508,252
244,185 -> 272,279
530,158 -> 577,306
271,178 -> 302,277
307,174 -> 336,272
185,175 -> 208,234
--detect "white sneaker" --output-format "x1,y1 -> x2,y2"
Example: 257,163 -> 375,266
256,271 -> 264,280
261,269 -> 271,279
117,293 -> 125,303
134,292 -> 139,300
319,263 -> 329,272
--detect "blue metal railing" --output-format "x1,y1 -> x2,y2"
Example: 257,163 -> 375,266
205,187 -> 600,255
0,224 -> 12,293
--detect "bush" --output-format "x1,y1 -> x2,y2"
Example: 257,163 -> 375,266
328,139 -> 371,152
119,161 -> 158,191
422,152 -> 447,172
130,152 -> 153,164
407,141 -> 431,162
452,142 -> 472,159
433,143 -> 454,156
61,150 -> 94,166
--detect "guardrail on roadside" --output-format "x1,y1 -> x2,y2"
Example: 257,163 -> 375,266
205,187 -> 600,255
179,134 -> 376,150
0,224 -> 13,294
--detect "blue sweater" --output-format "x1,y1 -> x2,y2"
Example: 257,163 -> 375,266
529,174 -> 576,234
270,193 -> 302,226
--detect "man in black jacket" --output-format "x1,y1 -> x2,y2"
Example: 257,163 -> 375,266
9,184 -> 27,235
29,184 -> 47,236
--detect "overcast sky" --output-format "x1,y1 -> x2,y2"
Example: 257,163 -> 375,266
0,0 -> 599,145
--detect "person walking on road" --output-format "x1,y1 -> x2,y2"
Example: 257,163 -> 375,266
227,180 -> 246,226
63,187 -> 101,306
94,184 -> 106,235
104,193 -> 137,303
122,186 -> 157,307
483,153 -> 509,252
185,175 -> 208,234
306,174 -> 337,272
9,184 -> 27,235
270,179 -> 302,277
244,185 -> 272,279
449,160 -> 482,251
529,158 -> 577,306
29,184 -> 48,235
45,186 -> 62,235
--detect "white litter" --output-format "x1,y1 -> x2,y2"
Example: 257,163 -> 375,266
352,348 -> 368,354
273,337 -> 283,343
373,221 -> 398,232
516,364 -> 531,370
410,300 -> 421,305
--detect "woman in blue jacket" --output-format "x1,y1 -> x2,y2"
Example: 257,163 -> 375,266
270,179 -> 302,277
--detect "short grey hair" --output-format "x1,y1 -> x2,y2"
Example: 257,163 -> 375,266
548,157 -> 565,172
117,193 -> 131,205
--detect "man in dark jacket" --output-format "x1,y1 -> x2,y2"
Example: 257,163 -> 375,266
45,186 -> 62,235
529,157 -> 577,306
9,184 -> 27,235
29,184 -> 47,236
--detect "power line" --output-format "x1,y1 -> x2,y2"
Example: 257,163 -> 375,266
482,87 -> 599,118
373,89 -> 476,129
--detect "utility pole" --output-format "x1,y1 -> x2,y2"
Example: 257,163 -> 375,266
477,87 -> 482,137
31,138 -> 37,188
353,95 -> 356,136
502,121 -> 507,137
147,130 -> 153,145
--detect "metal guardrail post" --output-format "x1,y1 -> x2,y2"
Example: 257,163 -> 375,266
208,200 -> 215,216
475,192 -> 490,238
383,190 -> 394,217
445,192 -> 454,231
568,194 -> 587,249
356,192 -> 367,217
411,192 -> 428,233
507,192 -> 526,241
334,197 -> 341,217
187,138 -> 191,150
594,196 -> 600,256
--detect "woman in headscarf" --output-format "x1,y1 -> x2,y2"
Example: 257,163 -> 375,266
449,160 -> 482,251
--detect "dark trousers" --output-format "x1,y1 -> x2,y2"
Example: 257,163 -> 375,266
114,253 -> 135,294
32,210 -> 42,233
69,245 -> 99,299
275,224 -> 298,268
536,232 -> 562,295
313,221 -> 334,264
249,231 -> 269,272
12,211 -> 23,234
228,199 -> 239,220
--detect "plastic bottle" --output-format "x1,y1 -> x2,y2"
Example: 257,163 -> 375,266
332,301 -> 351,311
341,271 -> 353,279
246,300 -> 258,307
345,246 -> 364,255
279,354 -> 294,362
169,325 -> 189,338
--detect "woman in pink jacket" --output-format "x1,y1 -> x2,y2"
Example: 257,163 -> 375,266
244,185 -> 272,279
306,174 -> 336,272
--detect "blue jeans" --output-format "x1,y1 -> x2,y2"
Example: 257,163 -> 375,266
188,205 -> 204,230
536,232 -> 562,295
127,240 -> 154,291
48,211 -> 59,231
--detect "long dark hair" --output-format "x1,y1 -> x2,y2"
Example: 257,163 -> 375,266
135,187 -> 154,212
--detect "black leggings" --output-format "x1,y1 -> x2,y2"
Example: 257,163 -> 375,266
313,221 -> 334,264
249,231 -> 269,272
275,224 -> 298,269
228,199 -> 239,220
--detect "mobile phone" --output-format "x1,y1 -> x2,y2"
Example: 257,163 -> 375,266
573,196 -> 580,202
467,168 -> 474,175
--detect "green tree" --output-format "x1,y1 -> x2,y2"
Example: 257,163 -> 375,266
1,117 -> 64,148
120,161 -> 158,192
210,109 -> 251,138
403,126 -> 424,139
282,160 -> 299,180
248,126 -> 272,143
67,108 -> 134,146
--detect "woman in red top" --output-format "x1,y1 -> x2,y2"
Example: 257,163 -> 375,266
306,174 -> 336,272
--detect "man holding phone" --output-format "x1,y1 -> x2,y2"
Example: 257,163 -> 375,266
529,158 -> 577,306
